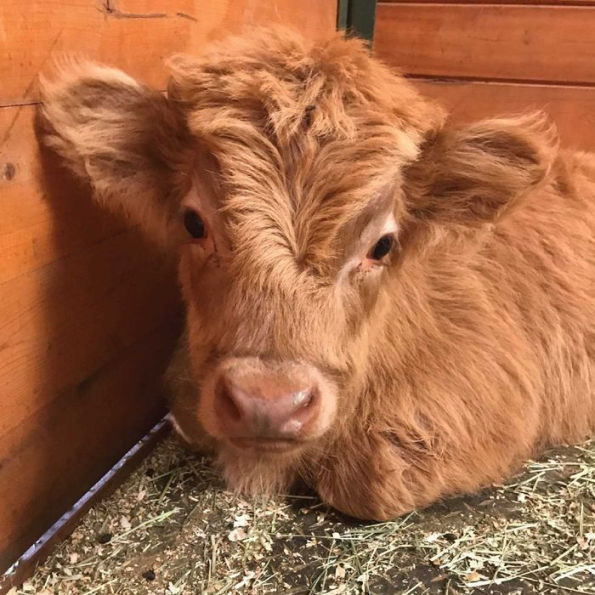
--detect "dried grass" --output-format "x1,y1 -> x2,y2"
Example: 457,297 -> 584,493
13,439 -> 594,594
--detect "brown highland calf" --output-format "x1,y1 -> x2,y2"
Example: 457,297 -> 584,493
39,28 -> 594,520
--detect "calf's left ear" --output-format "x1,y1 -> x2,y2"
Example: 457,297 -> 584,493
38,62 -> 190,244
404,112 -> 558,227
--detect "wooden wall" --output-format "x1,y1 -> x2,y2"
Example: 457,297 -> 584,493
0,0 -> 336,575
375,1 -> 595,151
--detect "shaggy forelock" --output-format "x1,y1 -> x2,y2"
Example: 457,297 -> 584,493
167,27 -> 442,278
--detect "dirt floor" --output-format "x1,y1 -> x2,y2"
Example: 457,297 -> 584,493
12,437 -> 594,594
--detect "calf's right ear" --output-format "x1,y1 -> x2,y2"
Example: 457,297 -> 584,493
404,112 -> 558,227
38,62 -> 191,244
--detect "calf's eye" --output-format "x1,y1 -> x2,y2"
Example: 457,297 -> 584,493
184,209 -> 206,239
369,234 -> 394,261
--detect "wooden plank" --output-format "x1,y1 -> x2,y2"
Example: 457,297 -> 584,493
0,226 -> 180,438
0,0 -> 337,107
0,325 -> 179,573
0,106 -> 131,286
0,106 -> 180,437
0,107 -> 182,575
413,79 -> 595,152
0,420 -> 170,593
375,3 -> 595,85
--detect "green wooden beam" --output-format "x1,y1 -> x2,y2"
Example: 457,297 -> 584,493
337,0 -> 350,31
337,0 -> 377,44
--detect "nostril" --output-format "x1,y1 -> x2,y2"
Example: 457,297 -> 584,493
279,387 -> 318,438
292,388 -> 313,409
217,380 -> 242,422
285,386 -> 318,424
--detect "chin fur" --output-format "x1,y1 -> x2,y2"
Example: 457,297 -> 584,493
216,445 -> 302,496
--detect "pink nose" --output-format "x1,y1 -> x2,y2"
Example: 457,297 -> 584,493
214,373 -> 319,440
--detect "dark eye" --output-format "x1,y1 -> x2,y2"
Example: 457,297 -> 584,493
369,234 -> 394,260
184,209 -> 206,239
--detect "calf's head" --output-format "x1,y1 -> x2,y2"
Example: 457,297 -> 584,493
39,28 -> 556,517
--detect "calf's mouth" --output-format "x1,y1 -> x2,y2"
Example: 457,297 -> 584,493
228,436 -> 303,455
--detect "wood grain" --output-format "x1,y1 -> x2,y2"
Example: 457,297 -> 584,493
0,420 -> 170,594
414,80 -> 595,152
0,0 -> 337,107
0,325 -> 179,573
0,107 -> 131,286
375,3 -> 595,85
0,104 -> 183,574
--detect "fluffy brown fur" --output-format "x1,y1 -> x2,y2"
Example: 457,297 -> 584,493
38,27 -> 594,520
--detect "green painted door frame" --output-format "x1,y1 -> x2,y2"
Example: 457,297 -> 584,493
337,0 -> 377,44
